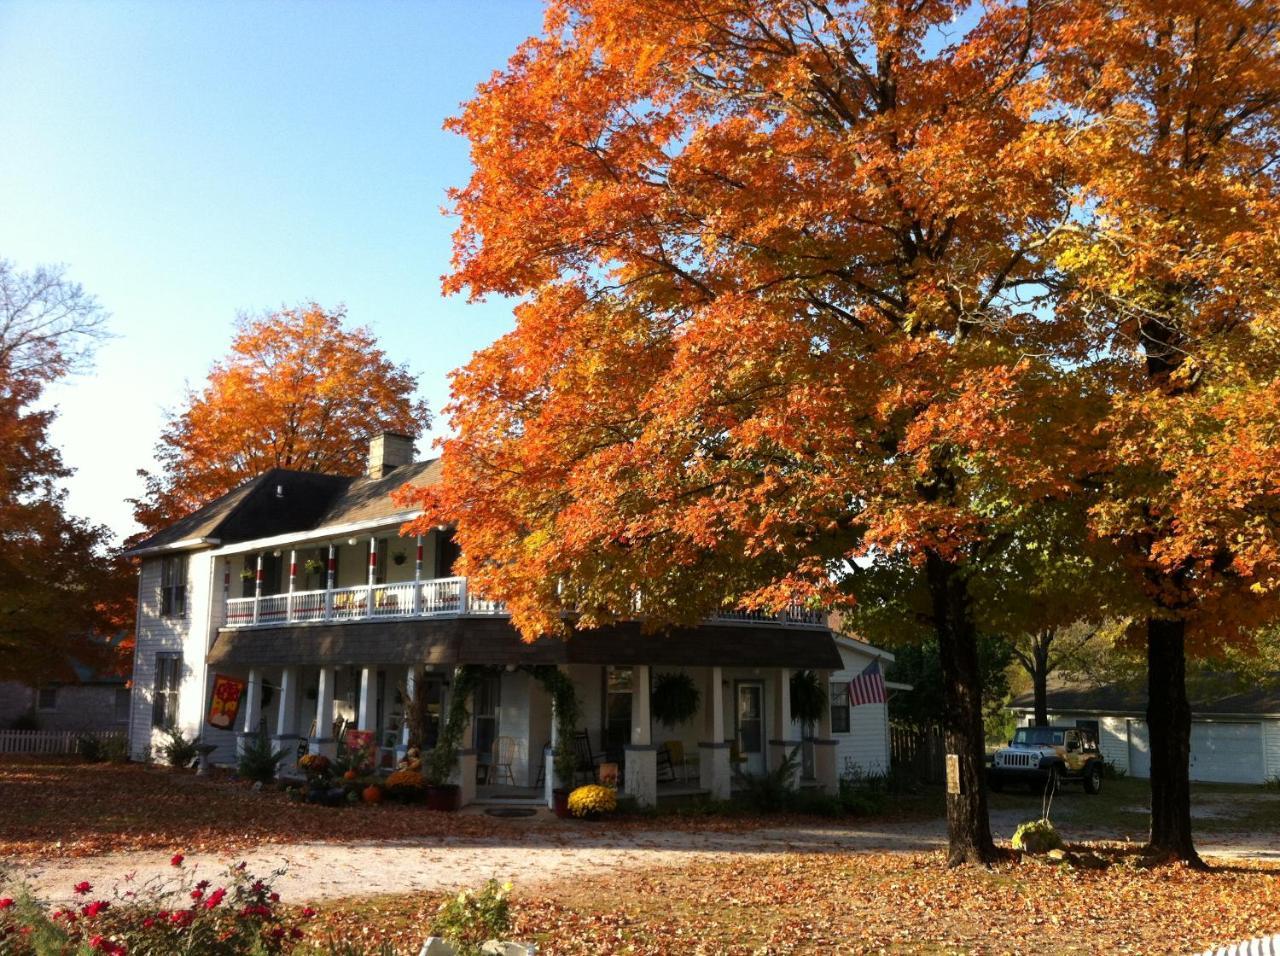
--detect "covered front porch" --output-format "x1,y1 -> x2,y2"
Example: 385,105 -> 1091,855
212,617 -> 843,809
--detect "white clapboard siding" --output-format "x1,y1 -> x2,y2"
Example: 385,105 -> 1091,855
0,729 -> 126,755
129,555 -> 194,760
1264,720 -> 1280,782
832,642 -> 891,776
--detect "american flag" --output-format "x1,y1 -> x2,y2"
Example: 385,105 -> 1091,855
847,660 -> 886,706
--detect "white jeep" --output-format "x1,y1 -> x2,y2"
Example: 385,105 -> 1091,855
989,725 -> 1104,795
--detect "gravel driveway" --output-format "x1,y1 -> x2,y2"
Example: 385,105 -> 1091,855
10,808 -> 1279,906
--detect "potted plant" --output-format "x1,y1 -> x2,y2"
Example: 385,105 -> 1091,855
239,567 -> 256,582
651,671 -> 700,728
392,550 -> 408,566
303,557 -> 325,578
424,666 -> 483,811
420,879 -> 532,955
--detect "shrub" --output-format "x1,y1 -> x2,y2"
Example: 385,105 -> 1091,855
384,769 -> 426,802
239,729 -> 289,784
298,753 -> 332,781
1102,759 -> 1128,780
568,784 -> 618,818
156,726 -> 199,768
10,711 -> 38,731
430,880 -> 512,956
733,747 -> 801,813
1012,819 -> 1064,855
0,858 -> 310,954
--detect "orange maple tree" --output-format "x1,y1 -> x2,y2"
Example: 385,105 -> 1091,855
1044,0 -> 1280,865
133,303 -> 430,533
401,0 -> 1108,864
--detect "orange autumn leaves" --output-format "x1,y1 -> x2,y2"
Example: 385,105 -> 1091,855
397,0 -> 1280,650
134,305 -> 429,534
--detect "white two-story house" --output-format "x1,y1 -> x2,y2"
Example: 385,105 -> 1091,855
125,432 -> 894,808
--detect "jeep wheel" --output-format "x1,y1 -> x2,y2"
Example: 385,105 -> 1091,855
1083,763 -> 1103,795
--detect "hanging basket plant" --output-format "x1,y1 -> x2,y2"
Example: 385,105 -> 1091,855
303,558 -> 325,576
790,670 -> 826,728
651,672 -> 700,729
239,568 -> 256,582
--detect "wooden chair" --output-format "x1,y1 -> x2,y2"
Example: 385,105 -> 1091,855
489,735 -> 518,786
572,730 -> 601,785
657,742 -> 677,782
661,740 -> 690,783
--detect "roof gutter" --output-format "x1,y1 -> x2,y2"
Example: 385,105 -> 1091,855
123,536 -> 222,558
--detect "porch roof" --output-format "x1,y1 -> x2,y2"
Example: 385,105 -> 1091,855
207,617 -> 842,670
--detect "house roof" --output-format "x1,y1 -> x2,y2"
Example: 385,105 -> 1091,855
125,460 -> 442,557
1011,677 -> 1280,718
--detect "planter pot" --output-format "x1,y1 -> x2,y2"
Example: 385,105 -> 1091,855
419,938 -> 534,955
426,784 -> 461,812
552,788 -> 572,819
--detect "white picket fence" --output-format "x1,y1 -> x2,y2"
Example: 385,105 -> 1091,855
0,729 -> 125,755
1201,935 -> 1280,956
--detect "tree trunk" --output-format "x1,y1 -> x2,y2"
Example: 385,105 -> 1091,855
1146,617 -> 1206,868
926,552 -> 1000,866
1032,667 -> 1049,727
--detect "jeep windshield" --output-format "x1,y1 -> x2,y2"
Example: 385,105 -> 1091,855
1013,728 -> 1064,746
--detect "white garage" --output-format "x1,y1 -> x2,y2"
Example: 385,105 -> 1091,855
1011,680 -> 1280,786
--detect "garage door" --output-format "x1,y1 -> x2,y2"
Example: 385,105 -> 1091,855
1127,720 -> 1150,779
1190,721 -> 1264,784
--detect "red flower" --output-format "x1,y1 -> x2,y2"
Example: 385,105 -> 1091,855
238,903 -> 271,918
203,888 -> 226,909
169,910 -> 194,927
290,927 -> 304,940
80,900 -> 110,918
0,899 -> 13,910
170,853 -> 184,867
141,917 -> 155,929
195,880 -> 210,892
74,882 -> 92,896
301,906 -> 316,918
89,936 -> 126,954
268,892 -> 279,903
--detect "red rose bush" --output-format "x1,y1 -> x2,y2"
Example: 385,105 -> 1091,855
0,857 -> 312,954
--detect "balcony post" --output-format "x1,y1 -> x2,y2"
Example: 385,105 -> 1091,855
287,550 -> 297,622
237,667 -> 262,758
625,664 -> 658,807
325,544 -> 336,620
413,534 -> 423,615
401,666 -> 418,750
221,558 -> 231,626
274,666 -> 301,775
459,576 -> 469,615
367,536 -> 377,618
252,553 -> 263,625
699,665 -> 731,800
310,667 -> 337,757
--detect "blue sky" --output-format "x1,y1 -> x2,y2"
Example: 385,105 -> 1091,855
0,0 -> 545,542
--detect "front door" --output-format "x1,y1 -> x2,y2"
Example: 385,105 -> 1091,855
735,681 -> 766,776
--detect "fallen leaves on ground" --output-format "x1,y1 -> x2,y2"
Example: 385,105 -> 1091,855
0,758 -> 894,861
308,850 -> 1280,955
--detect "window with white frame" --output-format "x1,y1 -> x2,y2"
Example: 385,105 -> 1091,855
830,682 -> 850,734
152,653 -> 182,728
160,555 -> 188,618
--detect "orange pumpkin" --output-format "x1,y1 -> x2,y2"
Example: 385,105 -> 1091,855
343,770 -> 358,782
362,785 -> 383,804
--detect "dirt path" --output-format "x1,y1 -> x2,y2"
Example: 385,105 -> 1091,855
9,811 -> 1277,905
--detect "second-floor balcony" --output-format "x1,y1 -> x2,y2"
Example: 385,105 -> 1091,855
222,575 -> 826,630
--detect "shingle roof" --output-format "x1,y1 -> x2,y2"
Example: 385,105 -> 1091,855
125,460 -> 442,556
1011,677 -> 1280,717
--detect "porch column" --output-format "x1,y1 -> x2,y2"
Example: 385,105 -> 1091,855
273,666 -> 301,775
366,536 -> 378,618
769,667 -> 800,790
400,665 -> 418,753
237,668 -> 262,758
454,680 -> 477,807
286,550 -> 297,621
252,553 -> 264,625
699,666 -> 731,800
412,535 -> 423,615
625,664 -> 658,807
221,558 -> 231,625
324,544 -> 336,619
310,667 -> 337,757
357,666 -> 378,730
545,683 -> 560,808
813,669 -> 839,795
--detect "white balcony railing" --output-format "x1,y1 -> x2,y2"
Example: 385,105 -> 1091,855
222,576 -> 826,630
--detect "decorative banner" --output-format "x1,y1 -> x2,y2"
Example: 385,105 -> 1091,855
208,674 -> 247,730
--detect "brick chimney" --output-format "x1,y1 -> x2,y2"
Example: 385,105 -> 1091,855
367,431 -> 414,479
